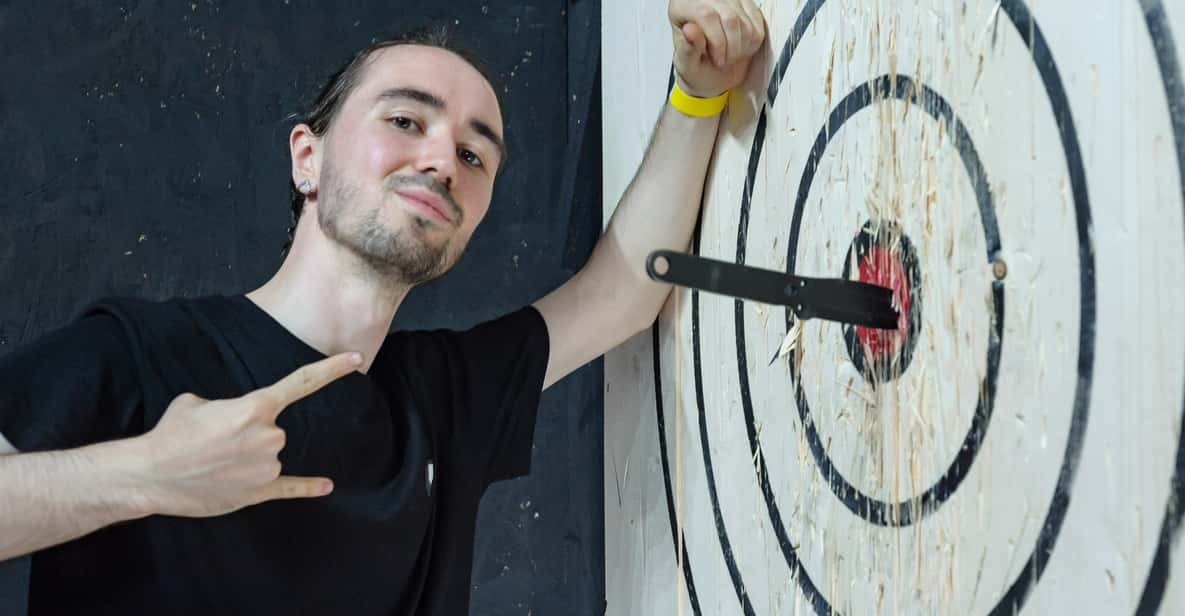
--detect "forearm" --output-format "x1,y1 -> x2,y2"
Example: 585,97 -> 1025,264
586,101 -> 722,329
531,0 -> 763,387
0,438 -> 152,560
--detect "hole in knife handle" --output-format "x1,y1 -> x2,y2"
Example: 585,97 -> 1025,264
653,255 -> 670,276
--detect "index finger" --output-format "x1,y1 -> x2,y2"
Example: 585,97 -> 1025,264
696,10 -> 728,68
256,352 -> 363,413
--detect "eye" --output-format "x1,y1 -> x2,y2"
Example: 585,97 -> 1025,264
390,115 -> 420,132
458,148 -> 484,169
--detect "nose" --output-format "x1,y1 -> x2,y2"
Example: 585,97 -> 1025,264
416,134 -> 457,192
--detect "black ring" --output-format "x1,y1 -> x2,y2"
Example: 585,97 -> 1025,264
653,0 -> 1097,613
731,1 -> 1095,612
1135,0 -> 1185,612
780,74 -> 1003,528
839,219 -> 924,384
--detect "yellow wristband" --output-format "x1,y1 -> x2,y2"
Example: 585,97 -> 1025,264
668,82 -> 729,117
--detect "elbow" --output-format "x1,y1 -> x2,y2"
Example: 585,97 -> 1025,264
580,239 -> 676,342
624,282 -> 675,338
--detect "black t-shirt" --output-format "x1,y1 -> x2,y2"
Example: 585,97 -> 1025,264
0,294 -> 550,615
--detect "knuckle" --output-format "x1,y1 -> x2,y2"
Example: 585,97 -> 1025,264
247,396 -> 275,418
229,408 -> 255,430
295,365 -> 317,387
268,429 -> 287,453
288,481 -> 311,498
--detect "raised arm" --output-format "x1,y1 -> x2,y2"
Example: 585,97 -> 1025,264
534,0 -> 766,389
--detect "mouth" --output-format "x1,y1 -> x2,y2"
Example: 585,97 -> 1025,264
395,190 -> 454,225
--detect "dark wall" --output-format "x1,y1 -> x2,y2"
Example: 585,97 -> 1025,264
0,1 -> 603,613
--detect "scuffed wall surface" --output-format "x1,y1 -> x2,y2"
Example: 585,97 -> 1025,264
604,1 -> 1185,613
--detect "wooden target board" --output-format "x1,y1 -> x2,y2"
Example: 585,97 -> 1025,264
602,1 -> 1185,614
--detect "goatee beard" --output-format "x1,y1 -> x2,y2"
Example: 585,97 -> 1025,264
316,165 -> 451,286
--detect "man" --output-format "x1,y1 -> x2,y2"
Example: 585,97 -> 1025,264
0,0 -> 765,613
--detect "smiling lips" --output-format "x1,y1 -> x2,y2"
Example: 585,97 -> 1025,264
396,189 -> 454,225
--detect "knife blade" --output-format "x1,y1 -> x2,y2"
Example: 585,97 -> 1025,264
645,249 -> 899,330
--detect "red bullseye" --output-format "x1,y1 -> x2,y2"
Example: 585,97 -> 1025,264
841,219 -> 921,383
854,245 -> 910,365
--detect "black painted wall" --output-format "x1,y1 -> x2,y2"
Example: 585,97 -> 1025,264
0,1 -> 603,613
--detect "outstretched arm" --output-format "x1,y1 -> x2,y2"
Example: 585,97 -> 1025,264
0,353 -> 356,561
534,0 -> 766,389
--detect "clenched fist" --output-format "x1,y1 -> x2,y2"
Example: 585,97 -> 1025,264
670,0 -> 767,98
134,352 -> 362,518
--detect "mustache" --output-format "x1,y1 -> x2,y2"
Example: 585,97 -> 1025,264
385,174 -> 462,223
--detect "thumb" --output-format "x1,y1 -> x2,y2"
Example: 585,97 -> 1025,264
249,476 -> 334,505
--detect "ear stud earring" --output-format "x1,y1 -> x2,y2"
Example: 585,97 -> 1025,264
298,179 -> 314,194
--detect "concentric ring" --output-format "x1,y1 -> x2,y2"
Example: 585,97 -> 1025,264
651,0 -> 1097,613
777,74 -> 1003,528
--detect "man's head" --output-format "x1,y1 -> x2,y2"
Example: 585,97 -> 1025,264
285,27 -> 505,285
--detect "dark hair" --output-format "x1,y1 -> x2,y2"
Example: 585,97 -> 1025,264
282,25 -> 502,253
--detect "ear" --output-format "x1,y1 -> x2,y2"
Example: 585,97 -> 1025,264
290,123 -> 321,194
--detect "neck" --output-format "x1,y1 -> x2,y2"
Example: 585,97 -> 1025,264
246,220 -> 411,374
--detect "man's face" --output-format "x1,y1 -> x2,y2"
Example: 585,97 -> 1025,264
309,44 -> 504,284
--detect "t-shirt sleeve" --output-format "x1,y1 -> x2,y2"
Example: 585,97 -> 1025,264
388,306 -> 550,484
0,313 -> 142,453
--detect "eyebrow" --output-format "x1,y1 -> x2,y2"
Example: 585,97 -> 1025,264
375,86 -> 507,166
469,119 -> 507,166
376,86 -> 444,109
